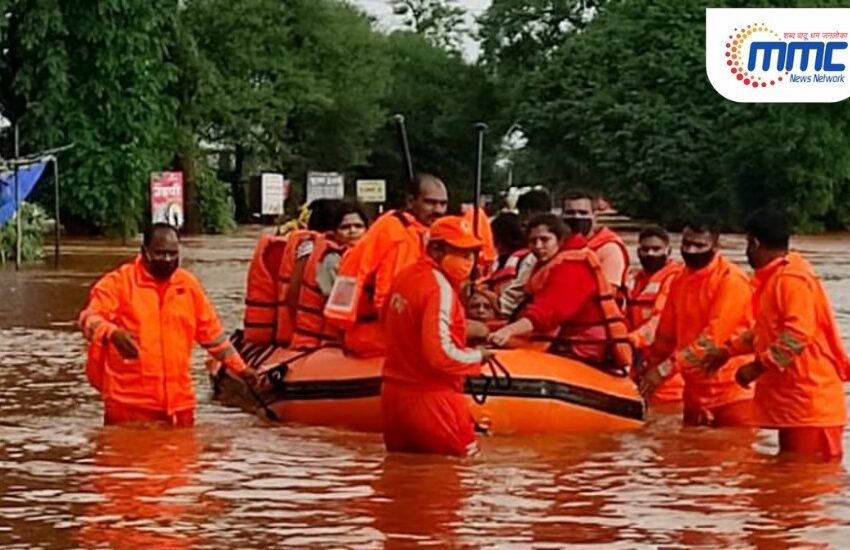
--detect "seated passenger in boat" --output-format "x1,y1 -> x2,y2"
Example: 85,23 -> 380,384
289,200 -> 369,351
485,212 -> 529,296
465,287 -> 499,323
495,190 -> 552,317
463,285 -> 503,343
324,174 -> 448,357
241,199 -> 341,347
488,214 -> 632,375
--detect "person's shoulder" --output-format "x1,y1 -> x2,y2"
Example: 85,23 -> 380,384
96,259 -> 135,286
173,267 -> 204,291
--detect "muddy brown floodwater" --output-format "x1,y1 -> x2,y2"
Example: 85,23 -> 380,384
1,228 -> 849,549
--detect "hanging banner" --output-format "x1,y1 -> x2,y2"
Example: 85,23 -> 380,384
150,171 -> 184,228
261,172 -> 287,215
356,179 -> 386,203
306,171 -> 345,204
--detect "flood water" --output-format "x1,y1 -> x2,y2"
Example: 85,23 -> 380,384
1,228 -> 849,548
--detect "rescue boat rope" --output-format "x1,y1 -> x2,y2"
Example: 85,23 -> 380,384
469,354 -> 513,405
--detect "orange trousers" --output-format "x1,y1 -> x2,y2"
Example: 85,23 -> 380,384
381,384 -> 477,457
104,401 -> 195,427
683,399 -> 753,428
778,426 -> 844,460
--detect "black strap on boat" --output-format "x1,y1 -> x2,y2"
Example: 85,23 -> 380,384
468,355 -> 512,405
265,349 -> 316,392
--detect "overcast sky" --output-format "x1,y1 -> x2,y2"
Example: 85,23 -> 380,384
353,0 -> 492,60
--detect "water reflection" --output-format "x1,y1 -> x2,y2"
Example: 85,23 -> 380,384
77,427 -> 209,549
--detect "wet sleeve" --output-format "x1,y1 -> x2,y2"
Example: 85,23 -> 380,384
646,286 -> 679,371
193,282 -> 246,373
78,272 -> 122,343
421,274 -> 483,374
670,273 -> 752,373
521,263 -> 596,333
723,327 -> 756,356
758,275 -> 815,372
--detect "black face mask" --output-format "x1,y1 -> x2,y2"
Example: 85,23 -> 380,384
145,254 -> 179,280
639,254 -> 668,274
681,249 -> 715,270
564,217 -> 593,237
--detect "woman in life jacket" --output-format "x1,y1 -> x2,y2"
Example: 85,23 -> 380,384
487,214 -> 633,375
289,200 -> 369,350
315,200 -> 369,296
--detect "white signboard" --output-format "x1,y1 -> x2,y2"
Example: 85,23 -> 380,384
261,172 -> 287,215
356,179 -> 386,203
306,171 -> 345,204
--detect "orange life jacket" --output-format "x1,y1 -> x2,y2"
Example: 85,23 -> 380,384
626,260 -> 683,339
625,260 -> 684,403
275,229 -> 315,345
290,234 -> 344,350
587,227 -> 631,299
527,248 -> 633,372
487,249 -> 531,296
243,233 -> 288,344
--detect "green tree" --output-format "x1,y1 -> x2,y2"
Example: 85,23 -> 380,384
361,31 -> 504,208
514,0 -> 850,230
391,0 -> 467,53
183,0 -> 390,220
0,0 -> 68,156
2,0 -> 178,237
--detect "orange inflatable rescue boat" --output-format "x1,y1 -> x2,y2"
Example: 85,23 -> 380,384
211,331 -> 645,435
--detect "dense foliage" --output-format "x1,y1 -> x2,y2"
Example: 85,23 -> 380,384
2,0 -> 849,236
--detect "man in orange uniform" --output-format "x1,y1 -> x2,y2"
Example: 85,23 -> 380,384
79,223 -> 257,426
562,190 -> 630,294
626,225 -> 684,403
382,216 -> 490,456
708,209 -> 848,458
325,173 -> 448,356
640,220 -> 754,426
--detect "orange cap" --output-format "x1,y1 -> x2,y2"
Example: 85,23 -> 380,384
428,216 -> 483,250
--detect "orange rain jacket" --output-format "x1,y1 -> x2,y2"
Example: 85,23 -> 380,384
79,256 -> 246,416
723,253 -> 849,428
626,260 -> 684,402
648,253 -> 754,412
325,210 -> 426,327
381,256 -> 483,455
